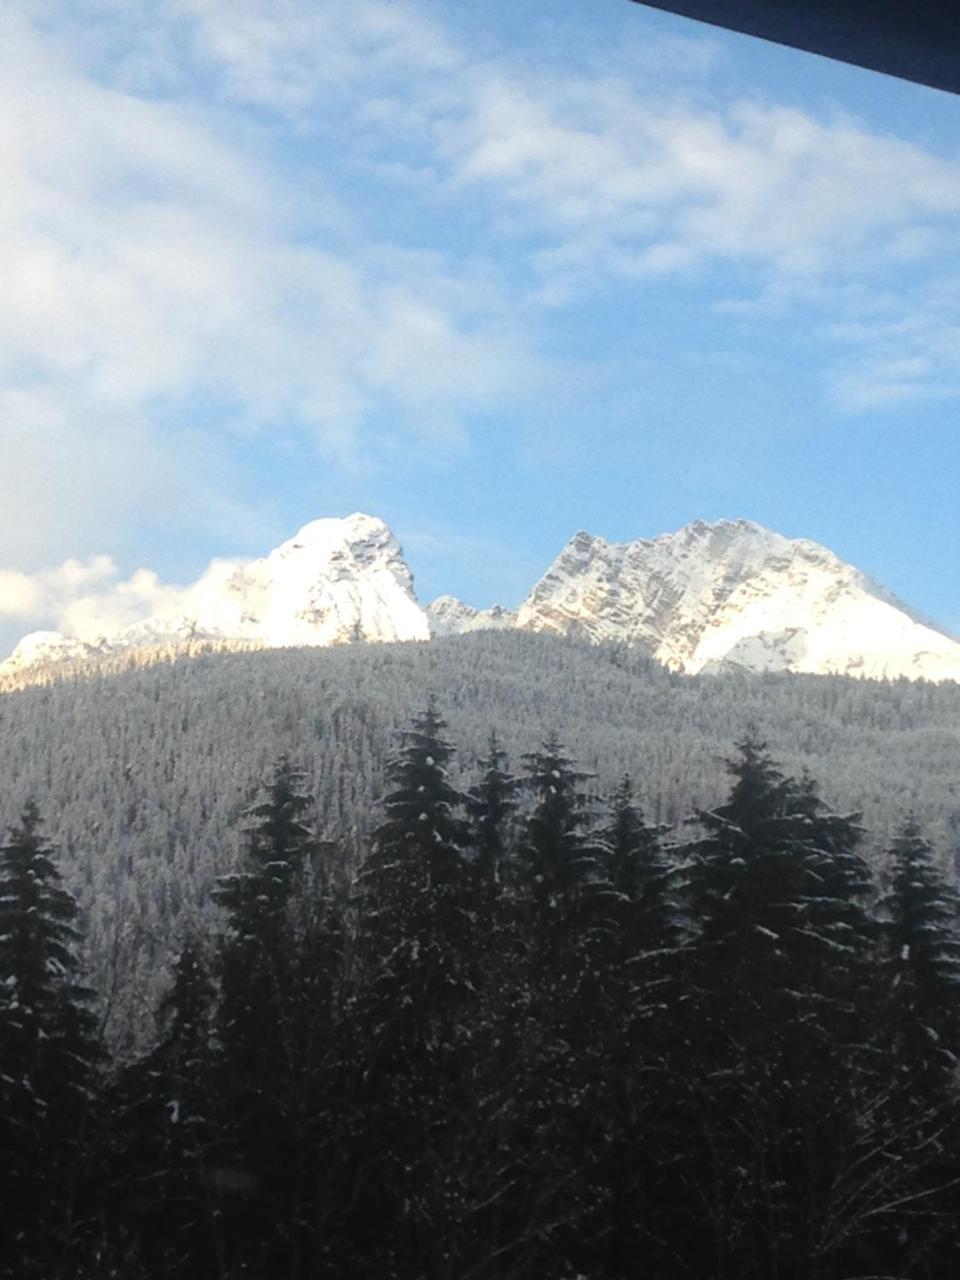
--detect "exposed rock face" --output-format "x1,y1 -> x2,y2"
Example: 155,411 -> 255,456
4,515 -> 960,684
426,595 -> 517,637
114,514 -> 431,650
515,519 -> 960,681
1,515 -> 430,677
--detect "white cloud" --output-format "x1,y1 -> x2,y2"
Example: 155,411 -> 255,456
0,551 -> 219,646
0,554 -> 120,621
159,0 -> 960,409
0,4 -> 537,569
4,0 -> 960,597
58,569 -> 187,642
439,76 -> 960,282
172,0 -> 462,107
824,273 -> 960,411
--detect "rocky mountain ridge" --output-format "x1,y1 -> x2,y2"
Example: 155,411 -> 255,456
4,513 -> 959,684
509,519 -> 960,681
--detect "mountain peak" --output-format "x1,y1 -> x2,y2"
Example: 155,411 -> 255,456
426,596 -> 517,638
280,512 -> 392,549
3,514 -> 958,684
2,630 -> 101,672
516,517 -> 960,681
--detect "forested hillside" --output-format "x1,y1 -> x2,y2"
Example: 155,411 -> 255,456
1,631 -> 959,1048
3,703 -> 960,1278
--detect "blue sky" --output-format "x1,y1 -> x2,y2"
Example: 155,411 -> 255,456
1,0 -> 959,651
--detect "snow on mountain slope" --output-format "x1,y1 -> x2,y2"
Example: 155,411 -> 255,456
3,515 -> 958,684
116,514 -> 430,650
1,631 -> 103,673
515,519 -> 960,681
1,515 -> 430,676
426,595 -> 517,637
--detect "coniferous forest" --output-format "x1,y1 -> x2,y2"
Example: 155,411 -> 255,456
3,698 -> 960,1279
3,632 -> 960,1058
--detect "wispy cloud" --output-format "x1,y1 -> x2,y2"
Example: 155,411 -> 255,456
0,551 -> 227,646
156,0 -> 960,412
4,0 -> 960,593
439,77 -> 960,284
0,555 -> 118,620
0,4 -> 536,567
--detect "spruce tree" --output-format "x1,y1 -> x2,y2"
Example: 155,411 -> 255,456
590,777 -> 680,1277
0,801 -> 100,1277
104,939 -> 219,1278
676,739 -> 878,1279
882,818 -> 960,1081
465,731 -> 520,930
212,755 -> 318,1274
350,704 -> 476,1277
507,736 -> 608,1275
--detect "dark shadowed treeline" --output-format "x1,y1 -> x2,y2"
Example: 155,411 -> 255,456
2,705 -> 960,1278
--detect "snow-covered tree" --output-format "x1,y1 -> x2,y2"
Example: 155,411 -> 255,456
212,755 -> 320,1275
214,755 -> 316,1084
104,938 -> 219,1278
500,737 -> 609,1273
465,731 -> 520,929
350,704 -> 476,1277
582,778 -> 682,1276
673,741 -> 882,1279
881,817 -> 960,1081
0,802 -> 100,1275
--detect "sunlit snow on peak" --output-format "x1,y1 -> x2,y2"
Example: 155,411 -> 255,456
3,514 -> 959,686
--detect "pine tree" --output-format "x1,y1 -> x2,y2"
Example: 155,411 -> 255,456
283,871 -> 350,1278
459,735 -> 528,1275
602,775 -> 678,993
214,755 -> 316,1082
104,939 -> 219,1278
789,771 -> 874,1007
506,736 -> 609,1275
516,734 -> 604,961
882,818 -> 960,1080
685,736 -> 797,991
675,740 -> 880,1279
465,731 -> 520,931
212,755 -> 319,1275
0,801 -> 100,1277
588,777 -> 681,1277
829,821 -> 960,1280
350,704 -> 476,1277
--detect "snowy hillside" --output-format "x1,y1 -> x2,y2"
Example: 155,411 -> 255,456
3,629 -> 960,1052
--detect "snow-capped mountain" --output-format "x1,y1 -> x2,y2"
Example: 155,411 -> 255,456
426,596 -> 517,637
2,515 -> 430,676
1,630 -> 103,673
115,513 -> 430,650
3,514 -> 960,684
515,519 -> 960,681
